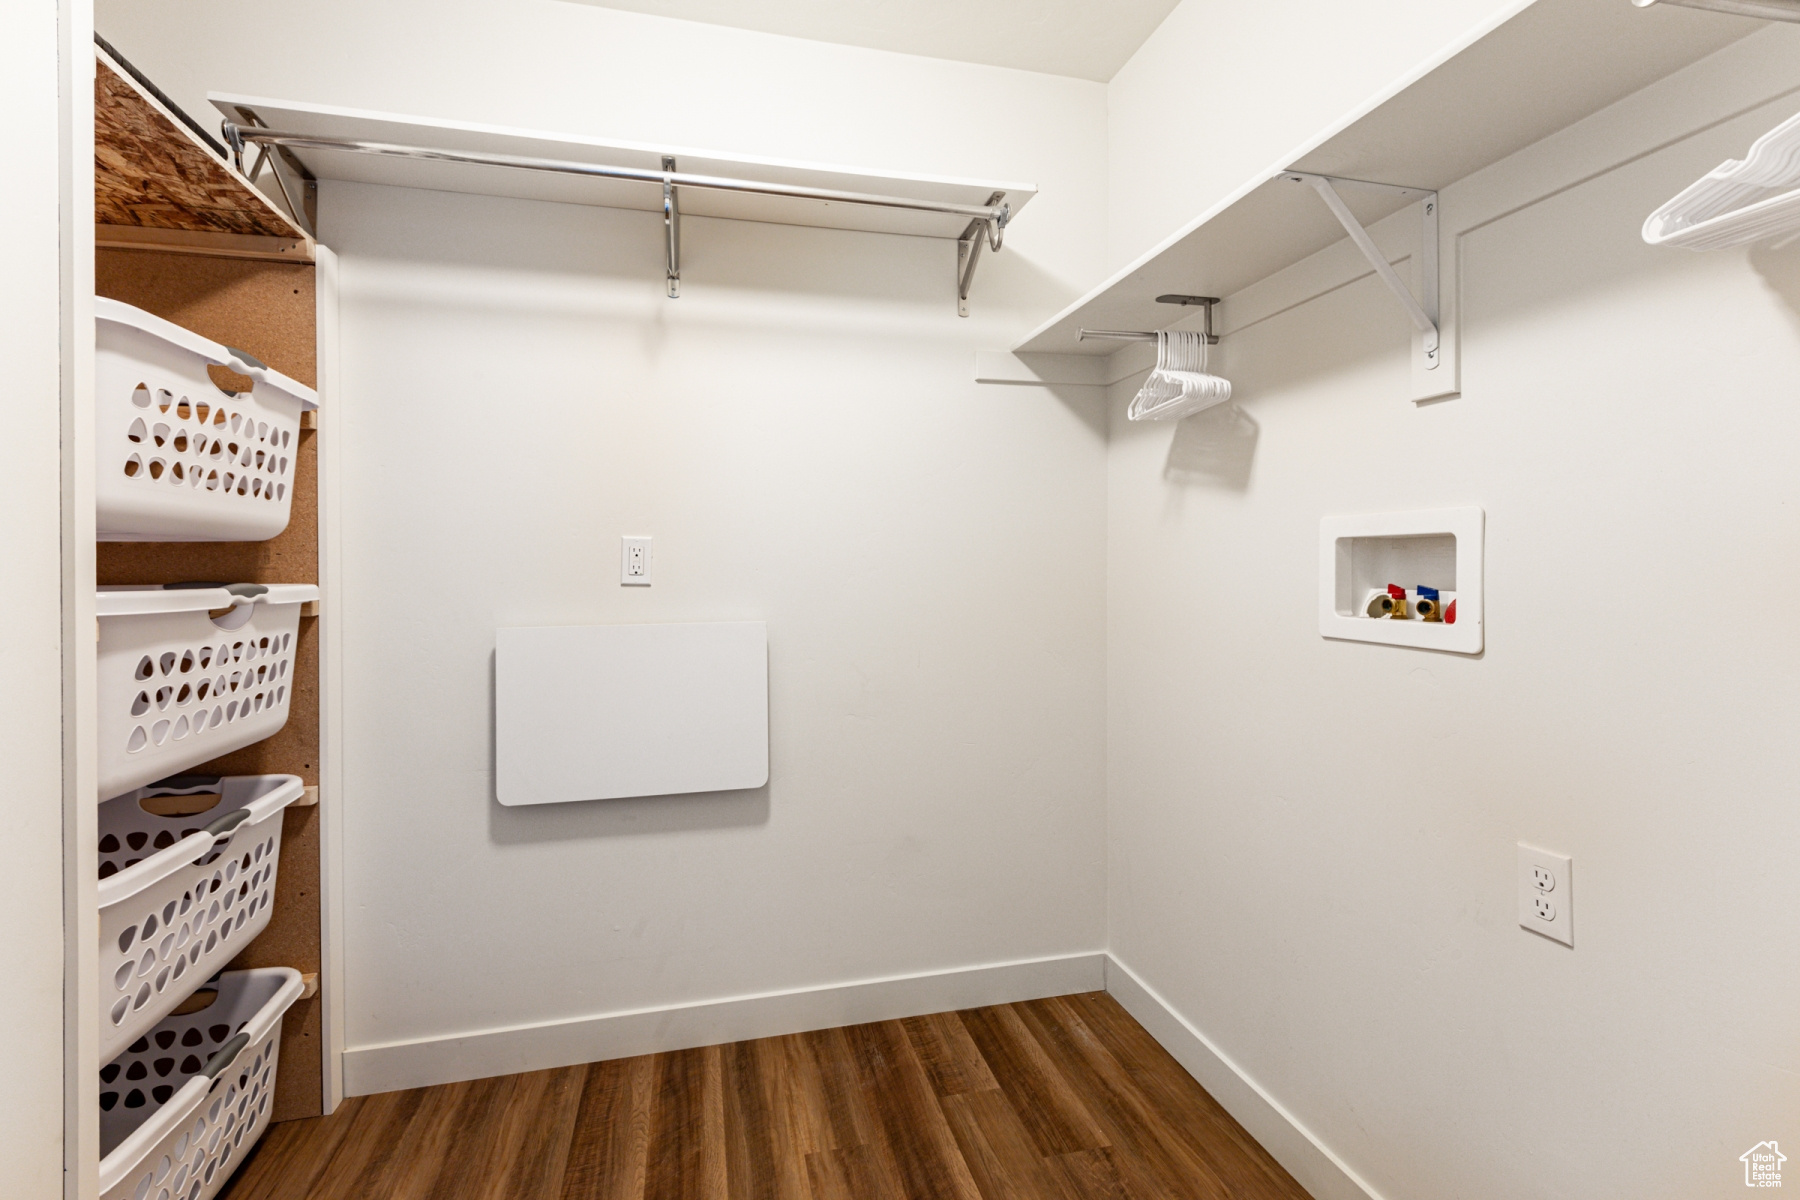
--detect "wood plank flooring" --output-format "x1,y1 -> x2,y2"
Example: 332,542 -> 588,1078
218,992 -> 1311,1200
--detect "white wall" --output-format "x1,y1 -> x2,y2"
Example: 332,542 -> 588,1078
2,0 -> 70,1193
1106,0 -> 1524,269
96,0 -> 1112,1073
1105,28 -> 1800,1200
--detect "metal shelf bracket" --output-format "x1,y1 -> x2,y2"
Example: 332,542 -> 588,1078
957,193 -> 1009,318
223,107 -> 319,239
1284,172 -> 1439,369
663,155 -> 681,298
1153,294 -> 1220,343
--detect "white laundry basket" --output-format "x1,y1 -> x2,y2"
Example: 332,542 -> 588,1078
99,775 -> 305,1062
99,968 -> 303,1200
98,584 -> 318,800
96,297 -> 318,542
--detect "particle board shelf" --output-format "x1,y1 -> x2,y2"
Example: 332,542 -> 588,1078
204,94 -> 1038,240
95,42 -> 313,261
1013,0 -> 1752,356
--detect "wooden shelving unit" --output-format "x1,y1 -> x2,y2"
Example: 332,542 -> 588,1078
93,40 -> 331,1124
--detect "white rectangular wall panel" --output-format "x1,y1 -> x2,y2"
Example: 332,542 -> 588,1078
496,622 -> 768,806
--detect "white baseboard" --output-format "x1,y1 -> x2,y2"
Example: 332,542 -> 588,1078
344,951 -> 1106,1096
1103,956 -> 1386,1200
344,947 -> 1381,1200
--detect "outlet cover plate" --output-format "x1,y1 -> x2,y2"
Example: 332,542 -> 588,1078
1518,843 -> 1572,946
621,535 -> 652,586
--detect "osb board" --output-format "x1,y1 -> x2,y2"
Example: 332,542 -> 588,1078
96,55 -> 303,239
96,250 -> 324,1123
94,251 -> 316,387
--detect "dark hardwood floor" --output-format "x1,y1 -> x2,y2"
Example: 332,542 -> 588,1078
218,991 -> 1311,1200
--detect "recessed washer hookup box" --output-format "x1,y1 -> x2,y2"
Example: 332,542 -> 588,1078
1319,507 -> 1483,654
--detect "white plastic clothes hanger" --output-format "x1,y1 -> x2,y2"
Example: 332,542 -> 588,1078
1127,330 -> 1232,421
1644,106 -> 1800,250
1128,331 -> 1189,420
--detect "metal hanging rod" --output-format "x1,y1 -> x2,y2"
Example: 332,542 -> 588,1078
1078,294 -> 1219,346
220,123 -> 1012,314
218,128 -> 1012,230
1079,326 -> 1220,346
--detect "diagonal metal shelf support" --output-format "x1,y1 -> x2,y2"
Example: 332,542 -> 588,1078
1284,171 -> 1439,369
226,106 -> 319,239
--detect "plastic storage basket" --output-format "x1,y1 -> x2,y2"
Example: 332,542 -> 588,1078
96,297 -> 318,543
99,775 -> 305,1062
99,968 -> 303,1200
98,584 -> 318,800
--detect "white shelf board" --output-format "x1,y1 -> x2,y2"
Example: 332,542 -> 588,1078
1014,0 -> 1752,355
208,94 -> 1035,240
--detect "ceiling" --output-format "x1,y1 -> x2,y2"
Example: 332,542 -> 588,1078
556,0 -> 1184,81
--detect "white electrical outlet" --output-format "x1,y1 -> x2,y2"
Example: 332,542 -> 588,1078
1518,843 -> 1572,946
621,536 -> 652,586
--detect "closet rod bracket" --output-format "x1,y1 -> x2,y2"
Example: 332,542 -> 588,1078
1283,172 -> 1439,368
957,193 -> 1009,317
223,110 -> 319,239
663,156 -> 681,298
1153,295 -> 1220,343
